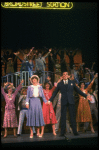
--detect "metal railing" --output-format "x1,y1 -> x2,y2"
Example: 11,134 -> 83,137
1,71 -> 55,87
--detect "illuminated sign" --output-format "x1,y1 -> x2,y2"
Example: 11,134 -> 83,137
1,2 -> 73,9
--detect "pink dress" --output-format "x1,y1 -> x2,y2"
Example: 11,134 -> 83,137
1,84 -> 22,128
42,86 -> 57,125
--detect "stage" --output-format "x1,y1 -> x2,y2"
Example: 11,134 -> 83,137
1,131 -> 98,148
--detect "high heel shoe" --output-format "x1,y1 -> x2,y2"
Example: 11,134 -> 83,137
3,135 -> 7,138
53,132 -> 57,136
91,129 -> 95,133
38,133 -> 43,137
30,134 -> 33,138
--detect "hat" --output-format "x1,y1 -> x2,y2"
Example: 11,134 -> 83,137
30,75 -> 40,84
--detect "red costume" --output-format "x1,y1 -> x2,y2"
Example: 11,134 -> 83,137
43,86 -> 57,125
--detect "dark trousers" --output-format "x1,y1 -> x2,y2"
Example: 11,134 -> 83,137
61,104 -> 77,135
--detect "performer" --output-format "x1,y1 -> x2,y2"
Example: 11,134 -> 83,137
1,80 -> 24,138
66,49 -> 77,70
35,48 -> 52,72
25,75 -> 48,138
48,71 -> 92,139
76,73 -> 98,133
17,87 -> 36,136
35,48 -> 52,84
40,80 -> 60,137
14,47 -> 34,78
89,89 -> 98,123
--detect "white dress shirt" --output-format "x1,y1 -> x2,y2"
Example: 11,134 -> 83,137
63,79 -> 68,84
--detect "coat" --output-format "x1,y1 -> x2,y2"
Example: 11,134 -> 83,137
26,85 -> 47,104
49,79 -> 87,106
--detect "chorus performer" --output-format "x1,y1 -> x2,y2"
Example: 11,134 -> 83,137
26,75 -> 48,138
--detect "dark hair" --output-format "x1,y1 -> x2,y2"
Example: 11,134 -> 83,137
21,87 -> 27,95
79,81 -> 85,87
31,76 -> 38,81
44,82 -> 52,90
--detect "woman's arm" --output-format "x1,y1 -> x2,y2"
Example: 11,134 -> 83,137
1,86 -> 6,96
86,73 -> 98,91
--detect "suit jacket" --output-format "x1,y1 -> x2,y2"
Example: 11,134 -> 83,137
26,85 -> 47,104
49,80 -> 87,106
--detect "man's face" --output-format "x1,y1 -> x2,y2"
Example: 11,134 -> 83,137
38,53 -> 42,58
63,72 -> 69,80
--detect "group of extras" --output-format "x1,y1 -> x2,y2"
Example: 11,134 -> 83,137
1,47 -> 98,140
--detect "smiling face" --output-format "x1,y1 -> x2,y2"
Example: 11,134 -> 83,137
22,90 -> 27,95
32,77 -> 38,84
80,83 -> 85,89
8,88 -> 12,94
62,72 -> 69,80
45,83 -> 50,90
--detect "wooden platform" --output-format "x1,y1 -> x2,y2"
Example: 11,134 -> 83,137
1,131 -> 98,148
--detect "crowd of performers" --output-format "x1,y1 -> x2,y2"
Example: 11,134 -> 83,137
1,47 -> 98,140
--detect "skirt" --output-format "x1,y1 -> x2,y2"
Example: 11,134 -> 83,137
42,102 -> 57,125
76,98 -> 92,123
26,97 -> 45,127
3,109 -> 18,128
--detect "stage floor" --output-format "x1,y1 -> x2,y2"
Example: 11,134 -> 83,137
1,131 -> 98,148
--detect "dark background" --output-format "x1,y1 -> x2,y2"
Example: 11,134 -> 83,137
1,2 -> 98,72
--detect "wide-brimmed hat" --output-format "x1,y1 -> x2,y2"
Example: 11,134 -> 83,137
30,75 -> 40,84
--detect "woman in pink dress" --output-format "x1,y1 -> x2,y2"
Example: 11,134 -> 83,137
1,80 -> 24,138
40,78 -> 62,137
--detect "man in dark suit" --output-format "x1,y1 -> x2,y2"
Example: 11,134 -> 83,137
48,72 -> 91,138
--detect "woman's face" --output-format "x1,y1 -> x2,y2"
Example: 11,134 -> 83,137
8,88 -> 12,94
32,78 -> 38,84
45,83 -> 50,90
80,83 -> 85,89
23,90 -> 27,95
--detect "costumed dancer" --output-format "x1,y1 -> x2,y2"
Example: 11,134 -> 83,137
25,75 -> 48,138
76,73 -> 98,133
17,87 -> 36,136
1,80 -> 24,138
40,80 -> 61,137
48,72 -> 92,139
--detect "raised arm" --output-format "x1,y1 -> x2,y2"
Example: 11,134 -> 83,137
27,47 -> 34,57
43,48 -> 52,59
86,73 -> 98,92
1,86 -> 6,96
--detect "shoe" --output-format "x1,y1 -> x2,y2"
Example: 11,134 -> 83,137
59,134 -> 69,141
38,134 -> 43,138
30,135 -> 33,138
3,135 -> 7,138
74,132 -> 79,136
17,134 -> 21,136
53,132 -> 57,136
14,135 -> 17,138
